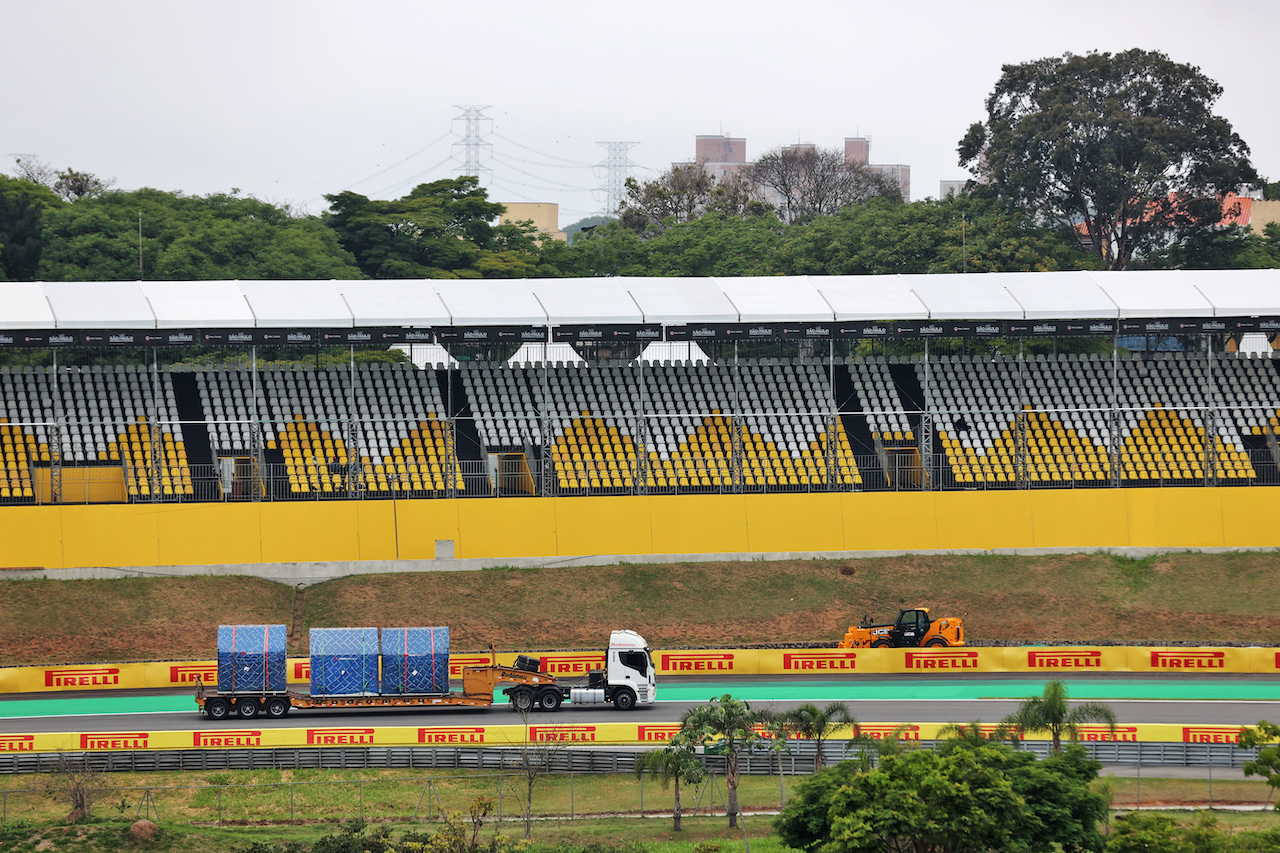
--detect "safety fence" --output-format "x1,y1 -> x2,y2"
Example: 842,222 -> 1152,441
5,646 -> 1280,695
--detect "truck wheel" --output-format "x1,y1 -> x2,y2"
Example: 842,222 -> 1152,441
510,689 -> 534,713
926,638 -> 949,647
613,688 -> 637,710
206,698 -> 231,720
266,697 -> 290,718
872,640 -> 891,649
236,698 -> 260,719
537,689 -> 562,711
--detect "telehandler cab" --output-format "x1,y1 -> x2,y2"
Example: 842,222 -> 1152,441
837,607 -> 964,649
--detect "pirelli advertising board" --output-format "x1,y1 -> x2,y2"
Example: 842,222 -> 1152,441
1,646 -> 1277,694
0,722 -> 1263,755
2,645 -> 1280,691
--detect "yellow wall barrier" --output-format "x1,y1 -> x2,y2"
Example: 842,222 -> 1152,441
0,721 -> 1253,754
4,646 -> 1277,695
3,487 -> 1279,570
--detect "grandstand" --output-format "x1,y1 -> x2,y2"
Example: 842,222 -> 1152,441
1,271 -> 1278,505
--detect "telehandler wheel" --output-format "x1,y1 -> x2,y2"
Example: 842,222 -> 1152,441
510,689 -> 534,713
613,688 -> 637,710
206,698 -> 231,720
872,640 -> 891,649
537,689 -> 562,711
925,638 -> 949,647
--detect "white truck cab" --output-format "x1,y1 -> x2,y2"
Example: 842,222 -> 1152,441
568,629 -> 656,709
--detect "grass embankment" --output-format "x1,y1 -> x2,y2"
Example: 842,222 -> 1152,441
3,552 -> 1280,665
0,768 -> 1277,853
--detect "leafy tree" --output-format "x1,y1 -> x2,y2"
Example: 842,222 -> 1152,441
1239,719 -> 1280,809
1146,222 -> 1280,270
324,177 -> 538,279
561,214 -> 612,242
1001,679 -> 1117,753
53,168 -> 115,202
937,719 -> 1018,749
781,701 -> 856,769
960,49 -> 1258,270
678,693 -> 768,828
618,163 -> 717,234
777,742 -> 1108,853
0,174 -> 62,280
633,736 -> 705,831
37,189 -> 364,281
777,195 -> 1096,276
753,145 -> 899,224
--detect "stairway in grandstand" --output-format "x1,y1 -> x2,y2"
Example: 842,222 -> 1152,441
444,368 -> 489,495
170,372 -> 212,467
831,364 -> 888,490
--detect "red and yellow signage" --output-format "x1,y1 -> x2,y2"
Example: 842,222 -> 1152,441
7,721 -> 1260,754
2,645 -> 1278,696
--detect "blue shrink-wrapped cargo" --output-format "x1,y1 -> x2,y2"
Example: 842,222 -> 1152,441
217,624 -> 287,693
309,627 -> 380,696
380,627 -> 450,694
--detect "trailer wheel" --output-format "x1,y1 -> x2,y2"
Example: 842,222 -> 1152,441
537,689 -> 562,711
206,698 -> 231,720
872,640 -> 891,649
613,688 -> 636,710
236,698 -> 260,719
266,697 -> 290,718
925,637 -> 948,647
510,689 -> 534,713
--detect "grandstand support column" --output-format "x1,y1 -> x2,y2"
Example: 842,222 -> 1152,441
150,349 -> 161,502
1017,343 -> 1029,489
346,348 -> 359,496
731,342 -> 743,494
635,353 -> 648,496
1109,335 -> 1122,488
50,349 -> 61,505
827,340 -> 837,491
248,347 -> 262,501
1205,335 -> 1219,486
540,353 -> 554,497
919,340 -> 934,490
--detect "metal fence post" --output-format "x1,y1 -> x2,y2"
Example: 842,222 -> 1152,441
640,772 -> 643,817
359,780 -> 363,821
570,772 -> 574,819
290,781 -> 294,822
217,785 -> 222,827
498,772 -> 503,823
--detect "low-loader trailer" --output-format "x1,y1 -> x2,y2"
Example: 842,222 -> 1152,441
197,629 -> 655,720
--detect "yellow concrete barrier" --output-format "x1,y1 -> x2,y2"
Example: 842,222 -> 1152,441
1,721 -> 1251,754
5,487 -> 1280,569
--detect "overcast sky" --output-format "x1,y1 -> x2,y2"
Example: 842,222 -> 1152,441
5,1 -> 1276,228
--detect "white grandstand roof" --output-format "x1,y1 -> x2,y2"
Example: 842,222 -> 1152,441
904,274 -> 1025,320
530,278 -> 644,324
993,272 -> 1118,319
433,280 -> 545,325
813,276 -> 929,320
1190,268 -> 1280,316
717,276 -> 833,322
45,281 -> 154,329
1088,270 -> 1214,318
623,277 -> 741,323
505,342 -> 585,366
0,282 -> 56,330
141,280 -> 255,328
239,280 -> 352,326
337,280 -> 451,327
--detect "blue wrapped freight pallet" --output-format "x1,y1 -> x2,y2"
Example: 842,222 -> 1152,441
310,627 -> 380,696
381,627 -> 450,694
217,624 -> 287,693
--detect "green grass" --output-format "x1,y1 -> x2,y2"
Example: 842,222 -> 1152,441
5,550 -> 1280,664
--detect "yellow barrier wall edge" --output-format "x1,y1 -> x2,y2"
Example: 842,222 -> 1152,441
4,487 -> 1280,569
6,646 -> 1278,695
2,722 -> 1252,754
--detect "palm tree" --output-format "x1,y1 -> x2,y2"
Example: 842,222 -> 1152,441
679,694 -> 767,828
937,719 -> 1019,750
1001,680 -> 1117,753
782,702 -> 857,769
633,740 -> 705,831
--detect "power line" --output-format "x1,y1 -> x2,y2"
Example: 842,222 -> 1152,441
489,154 -> 595,191
342,130 -> 456,190
366,156 -> 456,199
491,131 -> 594,166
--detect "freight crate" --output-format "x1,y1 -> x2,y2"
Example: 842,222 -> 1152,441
309,627 -> 380,696
380,627 -> 450,694
217,624 -> 287,693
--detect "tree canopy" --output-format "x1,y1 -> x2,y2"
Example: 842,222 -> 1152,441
0,175 -> 62,281
777,742 -> 1109,853
1001,679 -> 1118,753
323,176 -> 545,279
36,189 -> 364,281
960,49 -> 1258,270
